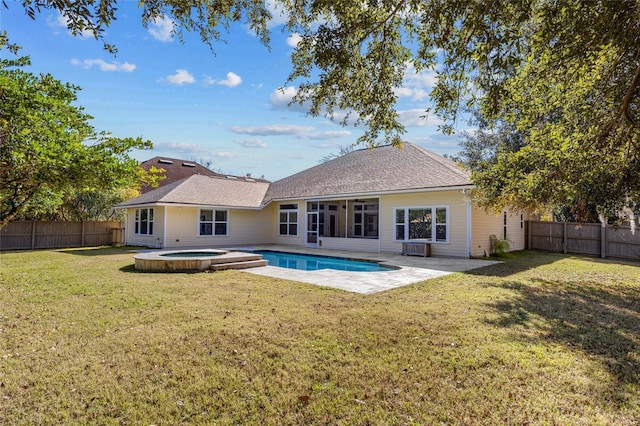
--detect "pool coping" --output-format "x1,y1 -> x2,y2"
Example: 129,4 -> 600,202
131,245 -> 501,293
231,245 -> 501,294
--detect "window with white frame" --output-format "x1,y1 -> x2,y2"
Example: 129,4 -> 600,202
279,203 -> 298,236
134,208 -> 154,235
394,206 -> 448,242
199,209 -> 228,236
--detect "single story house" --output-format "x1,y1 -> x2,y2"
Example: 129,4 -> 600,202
116,142 -> 529,257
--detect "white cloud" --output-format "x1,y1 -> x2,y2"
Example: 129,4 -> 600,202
203,72 -> 242,88
148,16 -> 175,42
230,124 -> 314,136
49,13 -> 93,38
230,124 -> 350,141
287,33 -> 302,48
397,109 -> 443,127
218,72 -> 242,87
153,141 -> 211,154
235,139 -> 268,148
265,0 -> 290,28
395,63 -> 438,100
165,69 -> 195,85
269,86 -> 297,108
307,130 -> 352,140
71,58 -> 136,72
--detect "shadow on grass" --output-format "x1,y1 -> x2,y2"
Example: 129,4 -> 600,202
60,246 -> 142,257
468,250 -> 639,278
465,251 -> 563,277
486,277 -> 640,391
118,264 -> 202,274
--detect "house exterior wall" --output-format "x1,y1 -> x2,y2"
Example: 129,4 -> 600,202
162,206 -> 273,248
317,236 -> 380,252
470,207 -> 527,257
378,190 -> 470,257
124,206 -> 165,248
271,200 -> 307,247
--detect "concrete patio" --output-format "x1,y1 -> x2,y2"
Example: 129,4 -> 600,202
227,245 -> 501,294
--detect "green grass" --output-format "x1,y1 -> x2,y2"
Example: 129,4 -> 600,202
1,248 -> 639,425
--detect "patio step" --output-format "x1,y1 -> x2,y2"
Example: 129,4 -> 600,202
210,259 -> 268,271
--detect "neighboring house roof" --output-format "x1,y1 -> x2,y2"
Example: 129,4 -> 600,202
117,174 -> 270,208
263,142 -> 471,202
139,156 -> 269,194
139,157 -> 223,193
119,143 -> 471,209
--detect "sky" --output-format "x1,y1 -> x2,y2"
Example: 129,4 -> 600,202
1,2 -> 472,181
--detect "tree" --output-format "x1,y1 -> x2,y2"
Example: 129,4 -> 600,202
9,0 -> 640,224
0,37 -> 152,228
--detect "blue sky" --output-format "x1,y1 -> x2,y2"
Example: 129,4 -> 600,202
1,2 -> 470,181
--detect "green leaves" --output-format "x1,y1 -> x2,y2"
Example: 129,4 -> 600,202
0,41 -> 151,226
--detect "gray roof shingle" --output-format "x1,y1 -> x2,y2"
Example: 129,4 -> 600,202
117,143 -> 471,209
117,174 -> 270,208
263,142 -> 471,202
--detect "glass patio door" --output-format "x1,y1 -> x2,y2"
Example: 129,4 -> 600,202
307,211 -> 318,246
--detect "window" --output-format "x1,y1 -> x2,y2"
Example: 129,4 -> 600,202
503,211 -> 508,240
279,203 -> 298,236
199,209 -> 228,236
520,212 -> 524,230
134,208 -> 154,235
353,203 -> 378,237
394,206 -> 448,242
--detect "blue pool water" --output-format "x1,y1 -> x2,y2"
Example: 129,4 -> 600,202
255,251 -> 394,272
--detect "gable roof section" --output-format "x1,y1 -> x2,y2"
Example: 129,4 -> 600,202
139,157 -> 224,193
118,143 -> 471,209
264,142 -> 471,202
117,174 -> 270,209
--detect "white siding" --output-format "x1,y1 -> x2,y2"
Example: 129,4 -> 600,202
162,206 -> 273,249
318,237 -> 380,252
271,200 -> 307,247
124,207 -> 164,248
379,190 -> 470,257
470,207 -> 527,257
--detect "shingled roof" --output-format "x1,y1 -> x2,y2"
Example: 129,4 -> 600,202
139,156 -> 270,194
139,157 -> 223,193
119,143 -> 471,209
118,174 -> 270,208
263,142 -> 471,202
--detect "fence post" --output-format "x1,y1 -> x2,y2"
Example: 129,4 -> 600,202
31,221 -> 36,250
81,221 -> 86,247
563,222 -> 568,254
600,224 -> 607,258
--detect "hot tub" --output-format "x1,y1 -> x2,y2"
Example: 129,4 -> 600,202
133,249 -> 267,272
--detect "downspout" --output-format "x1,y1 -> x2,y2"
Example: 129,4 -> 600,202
163,205 -> 167,248
378,197 -> 381,253
344,199 -> 348,239
123,210 -> 128,246
466,199 -> 472,258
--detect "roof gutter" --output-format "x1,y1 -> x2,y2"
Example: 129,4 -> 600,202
262,184 -> 475,205
114,202 -> 264,210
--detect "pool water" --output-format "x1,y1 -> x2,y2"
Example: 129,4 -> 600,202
160,251 -> 222,258
255,251 -> 394,272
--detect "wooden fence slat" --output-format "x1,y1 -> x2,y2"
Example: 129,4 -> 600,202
0,221 -> 123,251
526,221 -> 639,260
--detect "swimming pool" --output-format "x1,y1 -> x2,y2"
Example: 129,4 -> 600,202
254,250 -> 395,272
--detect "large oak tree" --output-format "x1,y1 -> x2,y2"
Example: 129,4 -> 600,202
10,0 -> 640,225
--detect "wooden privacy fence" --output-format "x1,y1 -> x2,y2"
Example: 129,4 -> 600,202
0,221 -> 124,251
526,221 -> 640,260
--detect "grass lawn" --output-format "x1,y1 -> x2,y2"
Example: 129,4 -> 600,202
1,248 -> 639,425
